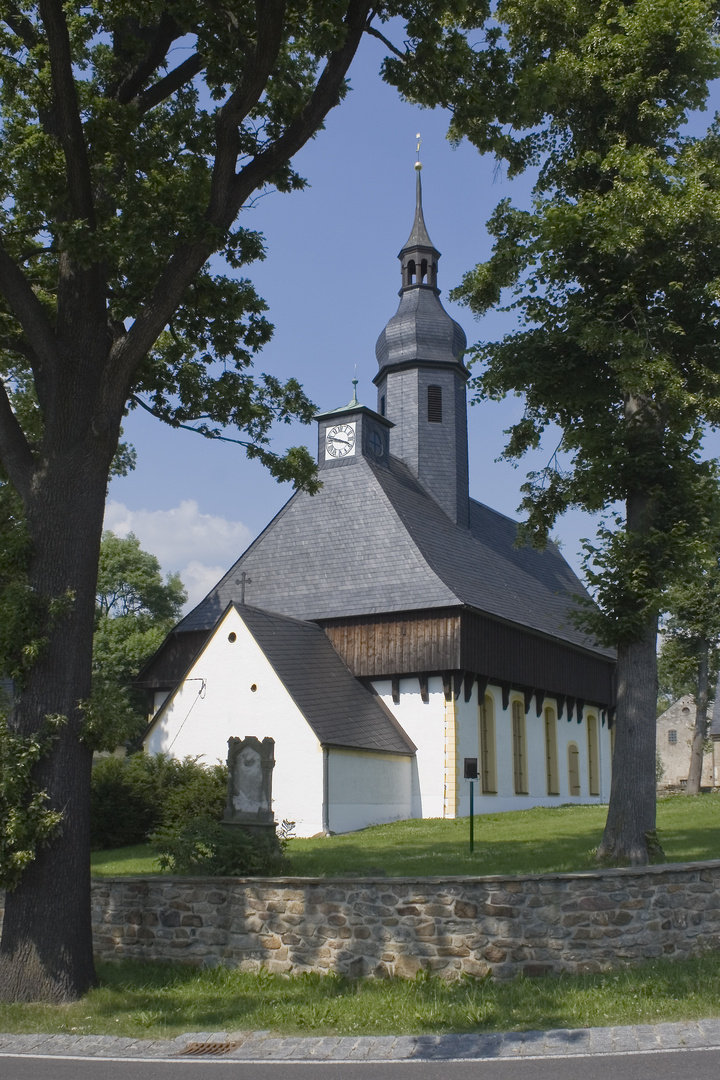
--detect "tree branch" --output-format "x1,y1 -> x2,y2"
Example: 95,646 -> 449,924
111,12 -> 182,105
365,22 -> 406,60
208,0 -> 288,220
3,3 -> 38,50
38,0 -> 95,226
136,53 -> 204,115
129,393 -> 256,449
0,236 -> 59,397
0,379 -> 35,498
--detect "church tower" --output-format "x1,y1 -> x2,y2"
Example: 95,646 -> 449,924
374,164 -> 469,526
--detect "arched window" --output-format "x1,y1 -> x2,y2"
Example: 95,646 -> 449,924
420,258 -> 428,283
568,742 -> 581,796
511,700 -> 528,795
587,713 -> 599,795
544,707 -> 559,796
479,694 -> 497,794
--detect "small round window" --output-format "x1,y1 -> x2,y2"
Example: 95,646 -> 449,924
228,632 -> 237,643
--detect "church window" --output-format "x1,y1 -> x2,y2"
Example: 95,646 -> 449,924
544,707 -> 559,795
511,700 -> 528,794
407,258 -> 416,285
420,258 -> 428,283
587,713 -> 599,795
427,385 -> 442,423
479,694 -> 497,794
568,742 -> 581,796
380,395 -> 386,417
668,729 -> 677,744
228,632 -> 237,642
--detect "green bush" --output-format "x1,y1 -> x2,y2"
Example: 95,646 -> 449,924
150,816 -> 286,876
90,753 -> 228,849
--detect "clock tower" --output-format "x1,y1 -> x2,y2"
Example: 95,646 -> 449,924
316,379 -> 393,471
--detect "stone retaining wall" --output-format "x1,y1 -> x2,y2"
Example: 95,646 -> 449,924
84,860 -> 720,980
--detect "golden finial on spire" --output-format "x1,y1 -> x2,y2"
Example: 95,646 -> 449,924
415,132 -> 422,171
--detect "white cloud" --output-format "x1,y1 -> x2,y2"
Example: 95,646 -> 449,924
104,500 -> 252,610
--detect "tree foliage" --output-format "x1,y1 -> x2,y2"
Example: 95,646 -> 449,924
84,531 -> 187,751
384,0 -> 720,862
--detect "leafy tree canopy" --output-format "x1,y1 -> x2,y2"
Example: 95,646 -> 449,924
86,531 -> 187,751
96,531 -> 185,622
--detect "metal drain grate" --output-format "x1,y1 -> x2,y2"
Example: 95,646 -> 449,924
179,1041 -> 242,1057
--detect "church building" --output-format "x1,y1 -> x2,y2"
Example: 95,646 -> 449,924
140,168 -> 617,836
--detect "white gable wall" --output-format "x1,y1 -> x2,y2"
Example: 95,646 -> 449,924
144,607 -> 325,835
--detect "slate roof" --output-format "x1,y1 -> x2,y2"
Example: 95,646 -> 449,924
234,605 -> 415,756
375,286 -> 467,375
175,453 -> 613,660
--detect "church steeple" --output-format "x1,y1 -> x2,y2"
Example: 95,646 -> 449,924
399,165 -> 440,290
374,162 -> 470,527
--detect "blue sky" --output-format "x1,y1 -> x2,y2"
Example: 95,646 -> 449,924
105,33 -> 720,609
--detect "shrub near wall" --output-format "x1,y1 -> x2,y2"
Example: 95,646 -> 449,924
83,861 -> 720,981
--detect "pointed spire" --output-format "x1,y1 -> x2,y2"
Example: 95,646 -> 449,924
401,162 -> 436,252
398,137 -> 440,290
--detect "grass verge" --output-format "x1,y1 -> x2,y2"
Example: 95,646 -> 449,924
1,954 -> 720,1038
91,796 -> 720,879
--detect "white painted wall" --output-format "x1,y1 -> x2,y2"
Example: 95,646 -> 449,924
144,606 -> 326,836
327,748 -> 413,834
377,675 -> 613,820
372,676 -> 446,818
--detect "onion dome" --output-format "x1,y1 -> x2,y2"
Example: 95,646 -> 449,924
375,166 -> 467,379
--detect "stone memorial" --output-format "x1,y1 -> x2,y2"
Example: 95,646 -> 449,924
223,735 -> 276,837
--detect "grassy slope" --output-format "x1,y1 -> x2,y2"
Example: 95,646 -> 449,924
1,954 -> 720,1037
91,795 -> 720,878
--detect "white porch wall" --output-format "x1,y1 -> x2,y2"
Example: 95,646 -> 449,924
327,748 -> 413,834
143,607 -> 325,836
372,677 -> 445,819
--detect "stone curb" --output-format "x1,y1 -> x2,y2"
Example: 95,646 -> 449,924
1,1019 -> 720,1061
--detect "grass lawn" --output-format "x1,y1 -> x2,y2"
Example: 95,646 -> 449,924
1,954 -> 720,1038
91,794 -> 720,879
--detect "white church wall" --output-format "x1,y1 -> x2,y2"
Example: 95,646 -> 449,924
372,676 -> 446,819
368,676 -> 614,821
143,607 -> 325,836
327,749 -> 414,834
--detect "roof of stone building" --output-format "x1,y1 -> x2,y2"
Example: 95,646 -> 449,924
174,453 -> 613,660
233,605 -> 416,756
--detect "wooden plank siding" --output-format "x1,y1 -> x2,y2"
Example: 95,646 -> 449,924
320,607 -> 615,709
322,611 -> 462,676
134,629 -> 211,691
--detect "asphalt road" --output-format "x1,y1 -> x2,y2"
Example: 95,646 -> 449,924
2,1048 -> 719,1080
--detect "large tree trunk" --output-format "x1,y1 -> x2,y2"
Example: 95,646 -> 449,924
596,469 -> 661,867
0,452 -> 109,1001
597,616 -> 659,864
685,640 -> 709,796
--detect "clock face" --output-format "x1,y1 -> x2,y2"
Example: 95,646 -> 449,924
369,429 -> 385,458
325,422 -> 356,459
